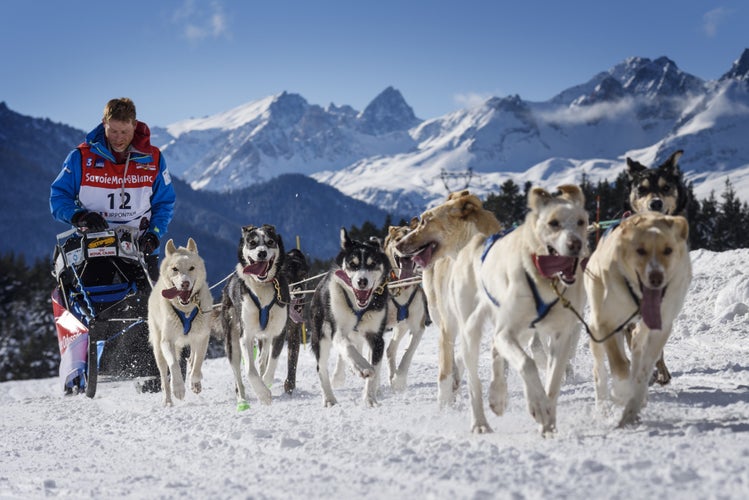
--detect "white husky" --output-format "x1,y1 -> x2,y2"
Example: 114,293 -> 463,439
148,238 -> 213,406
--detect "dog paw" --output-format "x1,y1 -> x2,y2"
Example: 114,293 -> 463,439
284,380 -> 296,394
357,367 -> 374,379
540,423 -> 557,438
191,381 -> 202,394
390,373 -> 407,391
324,397 -> 338,408
172,382 -> 186,401
365,396 -> 380,408
471,422 -> 493,434
257,387 -> 272,405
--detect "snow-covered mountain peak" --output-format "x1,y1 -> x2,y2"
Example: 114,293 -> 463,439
721,48 -> 749,82
357,86 -> 421,135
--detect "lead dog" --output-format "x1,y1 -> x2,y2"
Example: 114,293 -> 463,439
383,219 -> 429,390
148,238 -> 213,407
309,228 -> 391,407
395,191 -> 502,416
584,212 -> 691,427
220,224 -> 289,410
400,185 -> 588,435
625,149 -> 688,385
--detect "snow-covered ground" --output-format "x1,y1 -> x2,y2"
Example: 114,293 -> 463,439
2,249 -> 748,499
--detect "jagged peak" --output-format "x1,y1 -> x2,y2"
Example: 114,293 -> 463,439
721,48 -> 749,82
357,86 -> 420,134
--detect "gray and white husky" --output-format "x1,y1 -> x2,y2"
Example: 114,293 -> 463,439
220,224 -> 289,410
309,228 -> 391,407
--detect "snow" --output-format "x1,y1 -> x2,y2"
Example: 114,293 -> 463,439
2,249 -> 749,499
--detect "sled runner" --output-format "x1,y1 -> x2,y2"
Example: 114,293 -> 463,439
51,226 -> 155,398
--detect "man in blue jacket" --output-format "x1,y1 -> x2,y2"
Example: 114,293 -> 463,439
50,97 -> 176,393
50,97 -> 175,280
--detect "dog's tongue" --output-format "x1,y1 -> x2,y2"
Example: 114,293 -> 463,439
413,245 -> 433,269
640,286 -> 663,330
534,255 -> 578,282
243,260 -> 269,276
397,257 -> 416,280
161,287 -> 191,303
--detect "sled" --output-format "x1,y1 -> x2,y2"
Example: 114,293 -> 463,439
51,226 -> 154,398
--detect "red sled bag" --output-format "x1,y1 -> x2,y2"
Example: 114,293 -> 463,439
52,287 -> 89,394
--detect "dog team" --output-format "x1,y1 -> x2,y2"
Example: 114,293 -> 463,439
146,150 -> 692,435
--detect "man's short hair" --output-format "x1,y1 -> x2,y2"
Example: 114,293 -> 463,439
103,98 -> 136,123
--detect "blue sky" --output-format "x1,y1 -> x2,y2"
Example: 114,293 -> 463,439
2,0 -> 746,131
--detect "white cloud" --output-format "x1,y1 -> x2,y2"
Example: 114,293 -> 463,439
174,0 -> 230,42
537,97 -> 638,126
702,7 -> 729,37
453,92 -> 493,110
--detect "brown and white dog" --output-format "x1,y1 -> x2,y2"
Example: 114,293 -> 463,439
584,212 -> 691,427
395,191 -> 502,427
383,218 -> 429,390
148,238 -> 213,407
625,149 -> 689,385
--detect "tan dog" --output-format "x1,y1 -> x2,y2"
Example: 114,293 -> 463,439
383,218 -> 429,390
395,191 -> 502,424
584,212 -> 691,427
148,238 -> 213,406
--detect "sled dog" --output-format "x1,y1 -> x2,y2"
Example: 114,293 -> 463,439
383,218 -> 429,390
624,149 -> 688,385
400,186 -> 588,435
584,212 -> 691,427
281,248 -> 310,394
220,224 -> 289,409
395,191 -> 502,415
309,228 -> 391,407
148,238 -> 213,407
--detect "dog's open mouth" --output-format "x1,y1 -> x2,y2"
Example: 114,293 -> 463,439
243,257 -> 274,280
161,287 -> 193,305
638,277 -> 664,330
534,252 -> 582,285
395,255 -> 417,280
335,270 -> 374,308
411,243 -> 437,269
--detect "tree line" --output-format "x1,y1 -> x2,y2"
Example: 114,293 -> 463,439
2,176 -> 748,381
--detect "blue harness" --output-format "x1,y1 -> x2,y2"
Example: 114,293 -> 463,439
171,305 -> 199,335
481,228 -> 560,328
391,287 -> 420,322
247,287 -> 278,331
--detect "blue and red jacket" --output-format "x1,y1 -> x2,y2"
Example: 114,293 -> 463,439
50,121 -> 176,254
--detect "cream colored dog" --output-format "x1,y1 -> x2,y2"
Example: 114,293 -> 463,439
584,212 -> 691,427
395,191 -> 501,412
148,238 -> 213,407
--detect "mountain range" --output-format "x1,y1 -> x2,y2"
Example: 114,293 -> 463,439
2,48 -> 749,283
155,49 -> 749,216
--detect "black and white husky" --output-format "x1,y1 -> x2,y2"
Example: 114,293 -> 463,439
220,224 -> 289,411
309,228 -> 391,407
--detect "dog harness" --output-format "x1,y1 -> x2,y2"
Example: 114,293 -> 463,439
391,287 -> 420,322
171,305 -> 199,335
246,285 -> 279,331
480,229 -> 561,328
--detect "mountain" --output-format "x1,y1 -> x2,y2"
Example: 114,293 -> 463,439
154,87 -> 419,191
153,50 -> 749,216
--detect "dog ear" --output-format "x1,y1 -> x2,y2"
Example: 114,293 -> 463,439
242,225 -> 256,234
556,184 -> 585,206
669,215 -> 689,241
340,227 -> 352,250
626,157 -> 647,179
187,238 -> 198,253
409,217 -> 419,230
165,239 -> 176,256
528,187 -> 552,211
659,150 -> 684,175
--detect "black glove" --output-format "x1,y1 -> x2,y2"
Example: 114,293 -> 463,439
138,232 -> 159,256
71,211 -> 108,232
